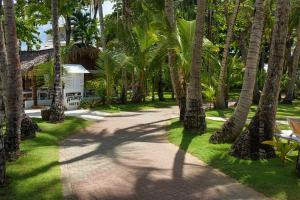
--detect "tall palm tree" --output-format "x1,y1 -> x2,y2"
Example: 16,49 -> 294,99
209,0 -> 266,143
183,0 -> 207,133
283,20 -> 300,104
98,0 -> 112,104
0,0 -> 6,185
231,0 -> 291,160
120,0 -> 131,104
49,0 -> 64,122
3,0 -> 23,160
215,0 -> 241,109
165,0 -> 186,120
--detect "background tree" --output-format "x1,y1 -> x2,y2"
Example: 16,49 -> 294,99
215,0 -> 241,109
283,14 -> 300,104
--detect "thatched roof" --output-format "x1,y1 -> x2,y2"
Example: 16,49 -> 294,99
20,49 -> 53,73
64,43 -> 100,71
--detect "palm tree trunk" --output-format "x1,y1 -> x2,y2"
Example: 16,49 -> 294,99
283,22 -> 300,104
158,66 -> 164,101
120,67 -> 128,104
231,0 -> 290,160
215,0 -> 241,109
65,15 -> 71,45
49,0 -> 64,122
0,0 -> 7,184
32,75 -> 38,107
120,0 -> 131,104
183,0 -> 207,133
209,0 -> 266,143
165,0 -> 186,120
3,0 -> 23,160
99,0 -> 112,105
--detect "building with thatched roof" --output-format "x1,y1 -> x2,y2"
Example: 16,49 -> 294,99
20,44 -> 100,110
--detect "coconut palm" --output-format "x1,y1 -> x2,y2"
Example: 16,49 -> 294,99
215,0 -> 241,109
209,0 -> 266,143
98,0 -> 113,104
49,0 -> 64,122
231,0 -> 291,160
165,0 -> 185,120
183,0 -> 207,133
2,0 -> 23,160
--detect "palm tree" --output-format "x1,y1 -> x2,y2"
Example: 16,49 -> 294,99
98,0 -> 112,104
120,0 -> 131,104
165,0 -> 187,121
215,0 -> 241,109
0,0 -> 6,185
231,0 -> 291,160
49,0 -> 64,122
209,0 -> 266,143
3,0 -> 23,160
283,20 -> 300,104
183,0 -> 207,133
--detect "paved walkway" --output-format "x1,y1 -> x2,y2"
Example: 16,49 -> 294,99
26,109 -> 110,121
59,107 -> 268,200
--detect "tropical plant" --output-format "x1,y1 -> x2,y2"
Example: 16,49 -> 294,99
263,137 -> 298,166
71,10 -> 99,46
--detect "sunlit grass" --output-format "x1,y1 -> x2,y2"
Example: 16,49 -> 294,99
0,117 -> 91,200
168,119 -> 300,200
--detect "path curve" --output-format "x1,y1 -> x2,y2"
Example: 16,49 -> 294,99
60,107 -> 268,200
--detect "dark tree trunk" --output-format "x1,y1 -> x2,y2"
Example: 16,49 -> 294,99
283,22 -> 300,104
120,68 -> 128,104
132,70 -> 145,103
152,77 -> 155,101
297,147 -> 300,176
32,75 -> 38,107
65,15 -> 71,45
0,0 -> 6,184
158,67 -> 164,101
231,0 -> 290,160
252,80 -> 261,105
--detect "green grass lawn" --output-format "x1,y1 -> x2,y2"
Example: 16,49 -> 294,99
0,117 -> 91,200
168,118 -> 300,200
95,99 -> 177,113
206,100 -> 300,121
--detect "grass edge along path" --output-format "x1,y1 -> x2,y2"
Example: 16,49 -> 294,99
168,119 -> 300,200
0,117 -> 92,200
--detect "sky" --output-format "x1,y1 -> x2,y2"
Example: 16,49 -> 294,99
22,1 -> 115,50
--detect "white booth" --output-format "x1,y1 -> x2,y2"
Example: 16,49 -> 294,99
62,64 -> 90,110
24,64 -> 90,110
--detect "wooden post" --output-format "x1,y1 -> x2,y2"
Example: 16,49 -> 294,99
32,75 -> 38,107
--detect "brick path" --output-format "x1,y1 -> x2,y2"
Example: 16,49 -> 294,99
60,107 -> 268,200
